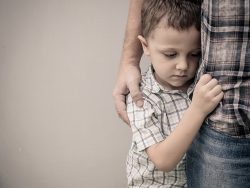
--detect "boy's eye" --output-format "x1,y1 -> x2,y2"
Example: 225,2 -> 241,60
164,53 -> 177,57
191,52 -> 201,57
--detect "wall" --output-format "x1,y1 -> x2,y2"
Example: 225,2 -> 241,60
0,0 -> 133,187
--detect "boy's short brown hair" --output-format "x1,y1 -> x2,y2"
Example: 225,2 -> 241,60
141,0 -> 201,38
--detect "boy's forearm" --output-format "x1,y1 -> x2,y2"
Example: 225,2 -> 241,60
120,0 -> 144,66
146,105 -> 206,172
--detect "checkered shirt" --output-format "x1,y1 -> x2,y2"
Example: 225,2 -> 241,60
126,66 -> 193,188
196,0 -> 250,137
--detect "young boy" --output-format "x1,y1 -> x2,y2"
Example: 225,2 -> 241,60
126,0 -> 223,187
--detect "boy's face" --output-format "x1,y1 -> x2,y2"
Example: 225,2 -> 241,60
139,23 -> 201,91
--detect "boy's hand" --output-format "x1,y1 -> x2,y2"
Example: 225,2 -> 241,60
113,64 -> 143,124
190,74 -> 224,117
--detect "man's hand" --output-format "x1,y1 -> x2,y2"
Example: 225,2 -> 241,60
190,74 -> 224,117
112,0 -> 144,125
113,64 -> 143,124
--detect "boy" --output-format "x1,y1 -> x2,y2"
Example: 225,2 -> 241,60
126,0 -> 223,187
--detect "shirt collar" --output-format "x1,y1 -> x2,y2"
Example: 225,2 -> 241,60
143,65 -> 195,95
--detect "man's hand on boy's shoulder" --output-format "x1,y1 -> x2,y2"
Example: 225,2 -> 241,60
113,64 -> 144,125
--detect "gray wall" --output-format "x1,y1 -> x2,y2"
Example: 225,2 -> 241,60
0,0 -> 133,187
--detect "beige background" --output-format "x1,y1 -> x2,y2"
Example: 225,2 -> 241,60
0,0 -> 148,187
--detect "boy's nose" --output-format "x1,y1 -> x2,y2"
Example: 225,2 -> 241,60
176,59 -> 188,70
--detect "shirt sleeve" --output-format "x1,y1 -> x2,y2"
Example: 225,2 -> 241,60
126,95 -> 165,152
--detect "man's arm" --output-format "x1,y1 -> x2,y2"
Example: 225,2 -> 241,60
113,0 -> 144,124
146,74 -> 224,172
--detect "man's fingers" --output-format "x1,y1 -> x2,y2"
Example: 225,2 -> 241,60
114,94 -> 130,125
132,92 -> 144,107
127,80 -> 144,107
117,106 -> 130,125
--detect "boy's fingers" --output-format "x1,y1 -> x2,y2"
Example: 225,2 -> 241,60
209,84 -> 222,96
205,78 -> 219,90
213,91 -> 224,103
197,74 -> 212,86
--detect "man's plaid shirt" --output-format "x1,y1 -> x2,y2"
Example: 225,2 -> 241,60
196,0 -> 250,137
126,67 -> 192,187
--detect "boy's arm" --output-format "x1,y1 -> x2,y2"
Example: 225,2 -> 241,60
146,74 -> 224,172
113,0 -> 144,124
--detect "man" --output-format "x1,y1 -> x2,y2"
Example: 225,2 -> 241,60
113,0 -> 250,187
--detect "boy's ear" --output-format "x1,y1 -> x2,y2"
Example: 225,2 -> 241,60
138,35 -> 150,56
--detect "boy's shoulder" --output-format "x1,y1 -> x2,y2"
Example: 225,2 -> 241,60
140,66 -> 160,94
126,66 -> 164,111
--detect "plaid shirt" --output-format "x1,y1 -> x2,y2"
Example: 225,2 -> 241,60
196,0 -> 250,137
126,67 -> 193,187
